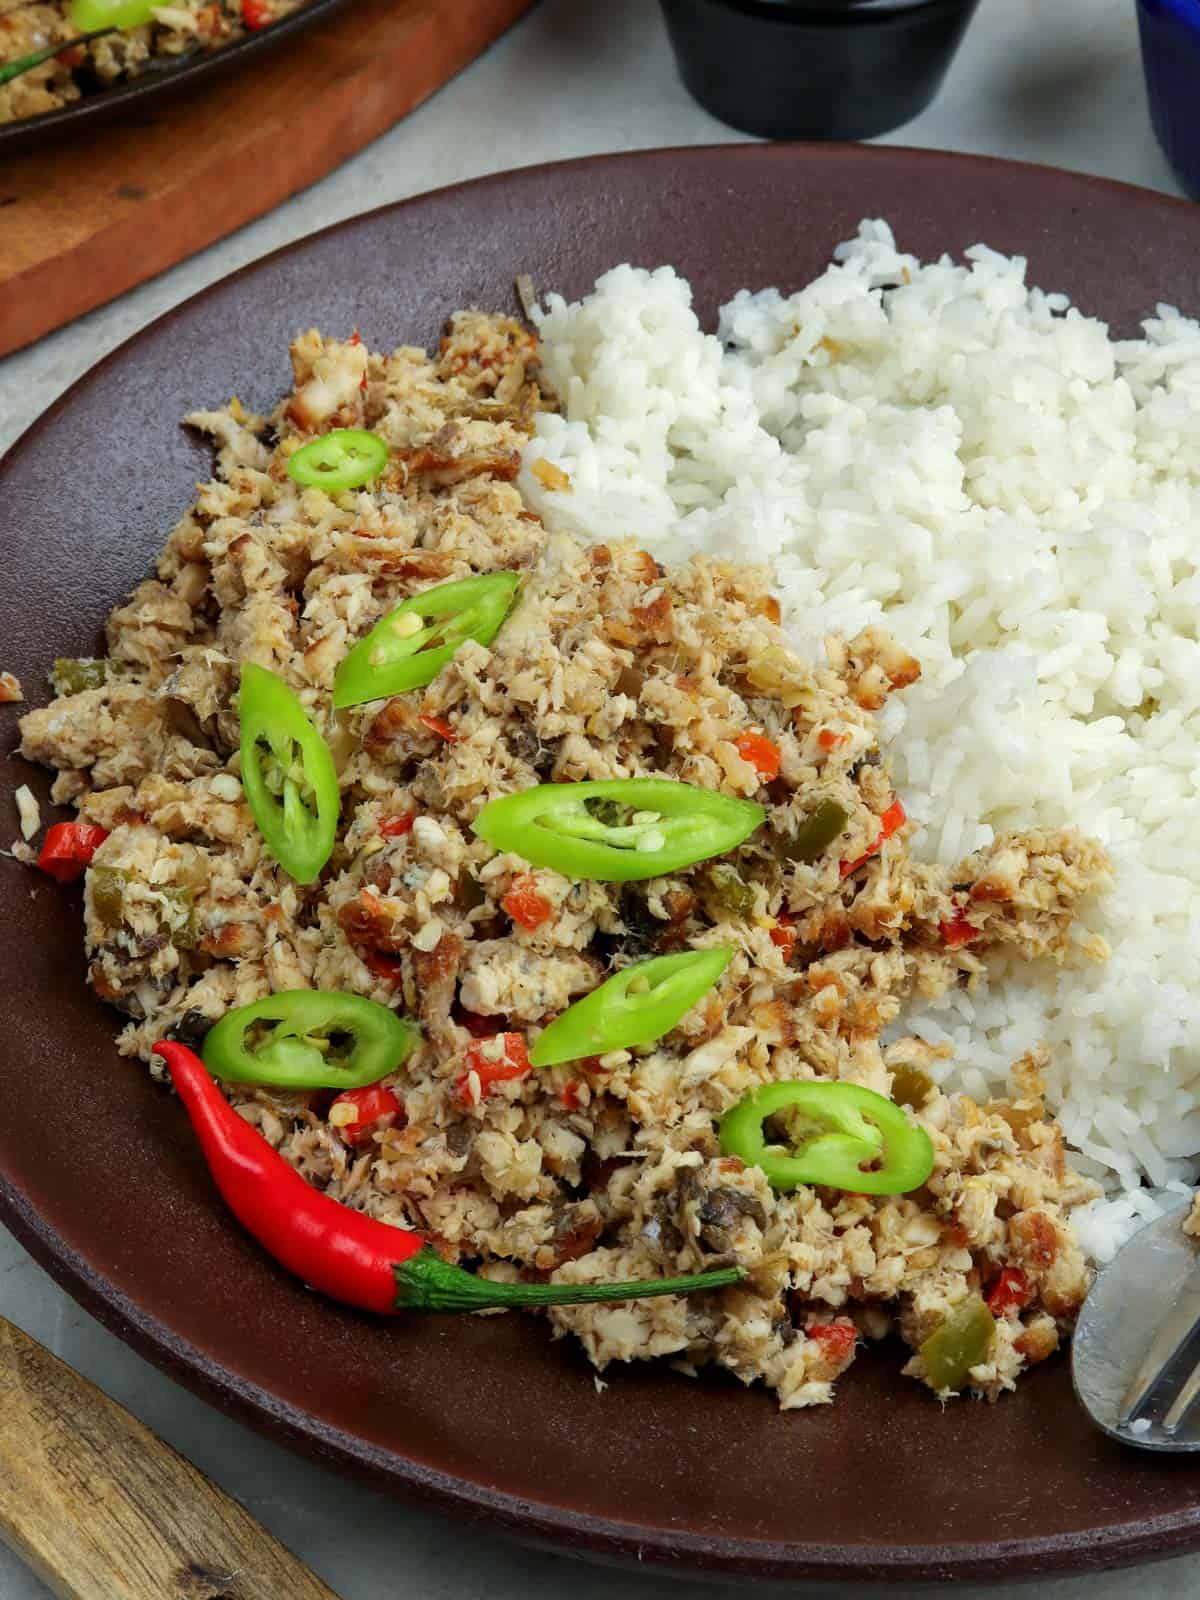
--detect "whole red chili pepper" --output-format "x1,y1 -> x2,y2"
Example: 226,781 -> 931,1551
154,1041 -> 741,1313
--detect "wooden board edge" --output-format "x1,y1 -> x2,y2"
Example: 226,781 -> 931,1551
0,0 -> 537,358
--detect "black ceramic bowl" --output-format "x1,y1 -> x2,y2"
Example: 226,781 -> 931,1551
659,0 -> 981,141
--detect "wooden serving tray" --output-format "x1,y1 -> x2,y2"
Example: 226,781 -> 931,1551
0,0 -> 537,357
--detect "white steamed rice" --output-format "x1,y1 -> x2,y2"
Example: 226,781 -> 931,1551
516,221 -> 1200,1257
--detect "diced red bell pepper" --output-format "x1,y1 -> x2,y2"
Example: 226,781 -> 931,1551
880,798 -> 906,836
769,915 -> 797,964
502,875 -> 553,931
457,1033 -> 531,1102
940,909 -> 981,948
986,1267 -> 1031,1316
330,1084 -> 403,1147
362,950 -> 403,985
734,730 -> 782,783
840,798 -> 906,878
379,812 -> 416,838
36,822 -> 109,884
418,714 -> 457,742
808,1320 -> 857,1364
241,0 -> 272,27
559,1080 -> 585,1111
817,727 -> 848,752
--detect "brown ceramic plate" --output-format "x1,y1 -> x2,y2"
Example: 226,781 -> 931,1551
0,0 -> 348,158
2,145 -> 1200,1585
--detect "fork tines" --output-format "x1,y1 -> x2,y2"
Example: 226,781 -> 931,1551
1119,1274 -> 1200,1439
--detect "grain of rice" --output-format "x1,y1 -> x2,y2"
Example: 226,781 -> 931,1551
519,222 -> 1200,1258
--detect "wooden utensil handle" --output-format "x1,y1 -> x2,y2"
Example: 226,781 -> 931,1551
0,1315 -> 342,1600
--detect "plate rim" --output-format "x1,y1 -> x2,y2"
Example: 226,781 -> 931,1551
4,137 -> 1198,475
5,1159 -> 1198,1583
3,141 -> 1200,1583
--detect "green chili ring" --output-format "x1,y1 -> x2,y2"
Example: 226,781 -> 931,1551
239,662 -> 340,885
334,572 -> 520,709
288,429 -> 389,493
720,1080 -> 934,1195
69,0 -> 153,27
473,778 -> 764,883
530,946 -> 733,1067
203,990 -> 419,1090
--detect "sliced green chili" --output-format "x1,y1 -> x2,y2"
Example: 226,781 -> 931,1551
719,1080 -> 934,1195
202,990 -> 418,1090
473,779 -> 764,883
530,947 -> 733,1068
51,657 -> 118,695
891,1062 -> 935,1109
90,866 -> 196,948
706,863 -> 757,918
69,0 -> 153,27
288,429 -> 388,493
239,663 -> 339,884
334,573 -> 520,709
90,865 -> 131,926
782,799 -> 849,864
919,1293 -> 995,1391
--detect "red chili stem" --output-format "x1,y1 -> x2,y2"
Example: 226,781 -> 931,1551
0,28 -> 114,88
154,1041 -> 741,1313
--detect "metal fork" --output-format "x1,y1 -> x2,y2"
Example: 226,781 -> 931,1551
1072,1192 -> 1200,1451
1118,1267 -> 1200,1438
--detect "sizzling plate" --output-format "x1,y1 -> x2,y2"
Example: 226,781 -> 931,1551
2,145 -> 1199,1583
0,0 -> 347,157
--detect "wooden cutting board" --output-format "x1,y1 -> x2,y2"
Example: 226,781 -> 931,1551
0,0 -> 537,358
0,1315 -> 343,1599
